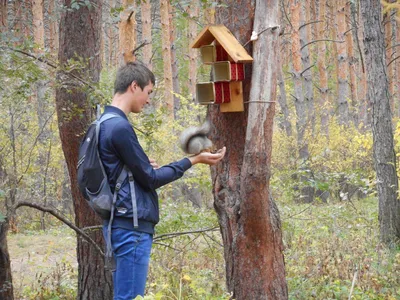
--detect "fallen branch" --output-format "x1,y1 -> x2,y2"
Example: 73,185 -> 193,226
14,201 -> 104,256
153,226 -> 219,242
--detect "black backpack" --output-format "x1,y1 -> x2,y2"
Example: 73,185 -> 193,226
77,113 -> 138,269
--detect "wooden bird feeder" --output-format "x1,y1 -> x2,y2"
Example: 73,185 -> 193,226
191,25 -> 253,112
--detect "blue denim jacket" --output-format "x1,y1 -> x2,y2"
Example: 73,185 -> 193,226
99,106 -> 192,234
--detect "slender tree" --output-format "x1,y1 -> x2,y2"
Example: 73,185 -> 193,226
141,0 -> 153,69
300,1 -> 315,132
188,1 -> 199,98
360,0 -> 400,245
55,1 -> 113,298
336,0 -> 349,124
160,0 -> 174,116
316,0 -> 329,134
209,0 -> 288,298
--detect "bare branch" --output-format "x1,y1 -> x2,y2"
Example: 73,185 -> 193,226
131,40 -> 150,56
300,63 -> 315,77
299,20 -> 322,31
127,11 -> 134,22
14,201 -> 104,256
300,39 -> 345,51
387,55 -> 400,67
4,47 -> 92,88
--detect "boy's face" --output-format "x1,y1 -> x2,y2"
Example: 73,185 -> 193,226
130,81 -> 153,113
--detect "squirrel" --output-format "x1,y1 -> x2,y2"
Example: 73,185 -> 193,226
179,121 -> 213,155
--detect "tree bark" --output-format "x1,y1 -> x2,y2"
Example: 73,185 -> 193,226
160,0 -> 174,116
317,0 -> 329,134
209,0 -> 288,298
141,0 -> 153,69
56,1 -> 113,298
0,221 -> 13,300
48,0 -> 58,55
345,1 -> 357,125
188,0 -> 199,98
360,0 -> 400,245
1,0 -> 7,33
119,0 -> 136,64
277,47 -> 292,136
169,2 -> 180,116
300,1 -> 315,133
336,0 -> 349,125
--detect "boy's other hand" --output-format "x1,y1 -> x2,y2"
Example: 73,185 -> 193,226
189,147 -> 226,166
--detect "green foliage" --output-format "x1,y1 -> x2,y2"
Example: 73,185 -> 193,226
272,118 -> 374,202
281,198 -> 400,299
20,262 -> 77,300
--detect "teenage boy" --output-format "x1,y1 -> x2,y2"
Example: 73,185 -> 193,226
99,61 -> 226,300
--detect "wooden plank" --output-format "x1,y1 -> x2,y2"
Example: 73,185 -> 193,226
190,26 -> 213,48
209,26 -> 253,63
191,25 -> 253,63
220,81 -> 244,112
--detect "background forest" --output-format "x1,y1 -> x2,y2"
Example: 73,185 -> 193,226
0,0 -> 400,299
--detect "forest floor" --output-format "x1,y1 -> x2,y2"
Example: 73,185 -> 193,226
8,197 -> 400,300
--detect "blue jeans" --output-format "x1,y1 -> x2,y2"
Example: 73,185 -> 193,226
104,227 -> 153,300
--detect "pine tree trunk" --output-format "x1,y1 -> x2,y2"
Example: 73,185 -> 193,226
356,0 -> 369,128
0,220 -> 13,300
336,0 -> 349,125
56,1 -> 113,298
360,0 -> 400,245
48,0 -> 58,55
209,1 -> 288,298
169,2 -> 180,116
160,0 -> 174,116
188,1 -> 199,98
277,47 -> 292,136
300,1 -> 315,133
119,0 -> 136,64
1,0 -> 7,33
397,19 -> 400,118
385,12 -> 394,112
141,0 -> 152,69
317,0 -> 329,134
345,1 -> 357,125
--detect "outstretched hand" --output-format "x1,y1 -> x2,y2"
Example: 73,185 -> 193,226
189,147 -> 226,166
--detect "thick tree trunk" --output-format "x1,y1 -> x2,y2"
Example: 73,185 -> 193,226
209,1 -> 287,299
119,0 -> 136,64
0,221 -> 13,300
141,0 -> 153,69
361,0 -> 400,245
56,1 -> 113,298
160,0 -> 174,116
336,0 -> 349,125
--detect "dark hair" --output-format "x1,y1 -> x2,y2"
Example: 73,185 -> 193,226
114,61 -> 155,94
